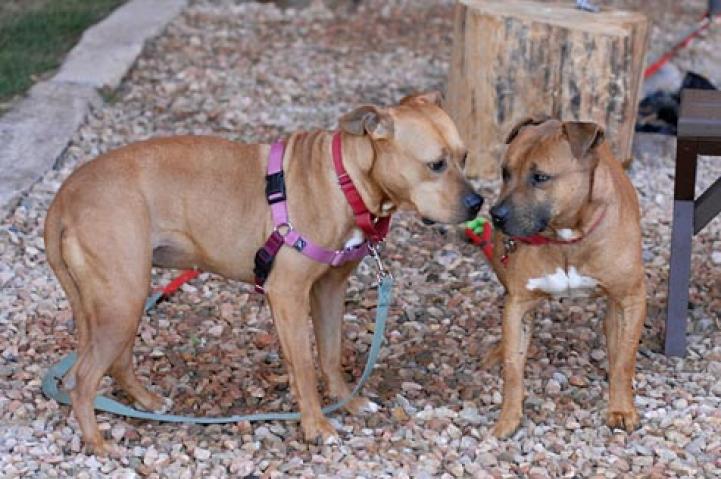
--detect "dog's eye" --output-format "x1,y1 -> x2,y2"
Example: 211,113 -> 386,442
461,152 -> 468,169
531,172 -> 551,185
502,167 -> 510,182
428,159 -> 447,173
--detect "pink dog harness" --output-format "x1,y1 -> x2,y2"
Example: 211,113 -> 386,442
253,133 -> 390,292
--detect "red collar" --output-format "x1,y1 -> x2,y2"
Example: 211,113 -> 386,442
332,132 -> 390,243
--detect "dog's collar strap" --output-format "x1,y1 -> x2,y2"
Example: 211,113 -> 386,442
253,140 -> 373,293
331,132 -> 390,243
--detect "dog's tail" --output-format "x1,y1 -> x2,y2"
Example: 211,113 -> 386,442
44,200 -> 86,389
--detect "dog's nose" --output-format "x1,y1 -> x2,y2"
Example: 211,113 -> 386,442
463,192 -> 484,215
490,202 -> 510,226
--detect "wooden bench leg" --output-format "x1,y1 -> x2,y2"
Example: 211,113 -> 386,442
665,200 -> 694,357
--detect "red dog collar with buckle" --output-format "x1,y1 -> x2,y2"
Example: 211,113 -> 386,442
332,132 -> 390,243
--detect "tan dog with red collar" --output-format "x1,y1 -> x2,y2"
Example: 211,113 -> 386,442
484,117 -> 646,438
44,92 -> 483,454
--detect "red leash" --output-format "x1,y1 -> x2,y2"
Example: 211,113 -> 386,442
643,11 -> 715,79
159,269 -> 199,295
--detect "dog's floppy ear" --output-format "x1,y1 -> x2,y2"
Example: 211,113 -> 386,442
339,105 -> 394,140
562,121 -> 605,162
505,115 -> 550,144
400,91 -> 444,107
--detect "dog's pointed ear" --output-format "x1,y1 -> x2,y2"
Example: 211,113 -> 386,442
400,91 -> 444,107
562,121 -> 605,162
339,105 -> 394,140
505,115 -> 550,144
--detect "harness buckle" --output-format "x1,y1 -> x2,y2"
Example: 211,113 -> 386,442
253,232 -> 284,289
265,171 -> 287,204
253,248 -> 274,282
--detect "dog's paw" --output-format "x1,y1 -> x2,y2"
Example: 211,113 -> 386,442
607,408 -> 639,432
491,414 -> 521,439
322,433 -> 342,446
302,417 -> 339,445
153,397 -> 174,415
129,384 -> 169,413
343,397 -> 380,416
133,394 -> 172,414
85,436 -> 112,457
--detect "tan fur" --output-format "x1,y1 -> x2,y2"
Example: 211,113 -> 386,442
486,119 -> 646,438
44,93 -> 481,454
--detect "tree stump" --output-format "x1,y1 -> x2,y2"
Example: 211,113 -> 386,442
446,0 -> 649,178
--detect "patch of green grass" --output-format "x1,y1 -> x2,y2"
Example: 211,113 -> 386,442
0,0 -> 125,104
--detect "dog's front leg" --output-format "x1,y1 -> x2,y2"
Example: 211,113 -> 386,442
311,266 -> 379,416
266,278 -> 338,444
492,295 -> 537,438
605,287 -> 646,432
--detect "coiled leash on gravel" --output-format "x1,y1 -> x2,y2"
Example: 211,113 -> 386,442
41,272 -> 393,424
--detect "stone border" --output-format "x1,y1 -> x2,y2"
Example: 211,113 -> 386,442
0,0 -> 188,212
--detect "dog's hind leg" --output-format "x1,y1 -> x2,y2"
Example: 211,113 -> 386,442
68,269 -> 152,454
110,343 -> 167,413
311,266 -> 378,416
60,215 -> 153,454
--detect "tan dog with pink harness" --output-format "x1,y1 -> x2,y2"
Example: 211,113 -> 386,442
43,92 -> 483,453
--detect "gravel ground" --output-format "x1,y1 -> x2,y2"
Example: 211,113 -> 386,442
1,0 -> 721,477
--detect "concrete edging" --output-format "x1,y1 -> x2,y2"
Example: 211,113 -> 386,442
0,0 -> 188,212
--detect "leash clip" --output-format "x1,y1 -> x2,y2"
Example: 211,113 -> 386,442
369,242 -> 392,282
500,238 -> 517,267
503,238 -> 517,255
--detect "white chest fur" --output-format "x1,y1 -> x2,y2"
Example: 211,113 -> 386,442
344,228 -> 365,249
526,267 -> 598,297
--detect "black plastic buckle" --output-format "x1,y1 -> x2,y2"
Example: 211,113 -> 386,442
253,247 -> 274,283
265,172 -> 286,204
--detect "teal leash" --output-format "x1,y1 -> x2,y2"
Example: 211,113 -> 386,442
41,275 -> 393,424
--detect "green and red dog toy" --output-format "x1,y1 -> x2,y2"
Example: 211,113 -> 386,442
464,217 -> 494,261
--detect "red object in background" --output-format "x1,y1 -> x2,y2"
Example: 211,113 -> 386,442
643,11 -> 715,79
158,269 -> 199,295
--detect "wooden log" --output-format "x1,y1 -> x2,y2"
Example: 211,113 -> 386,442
446,0 -> 649,178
